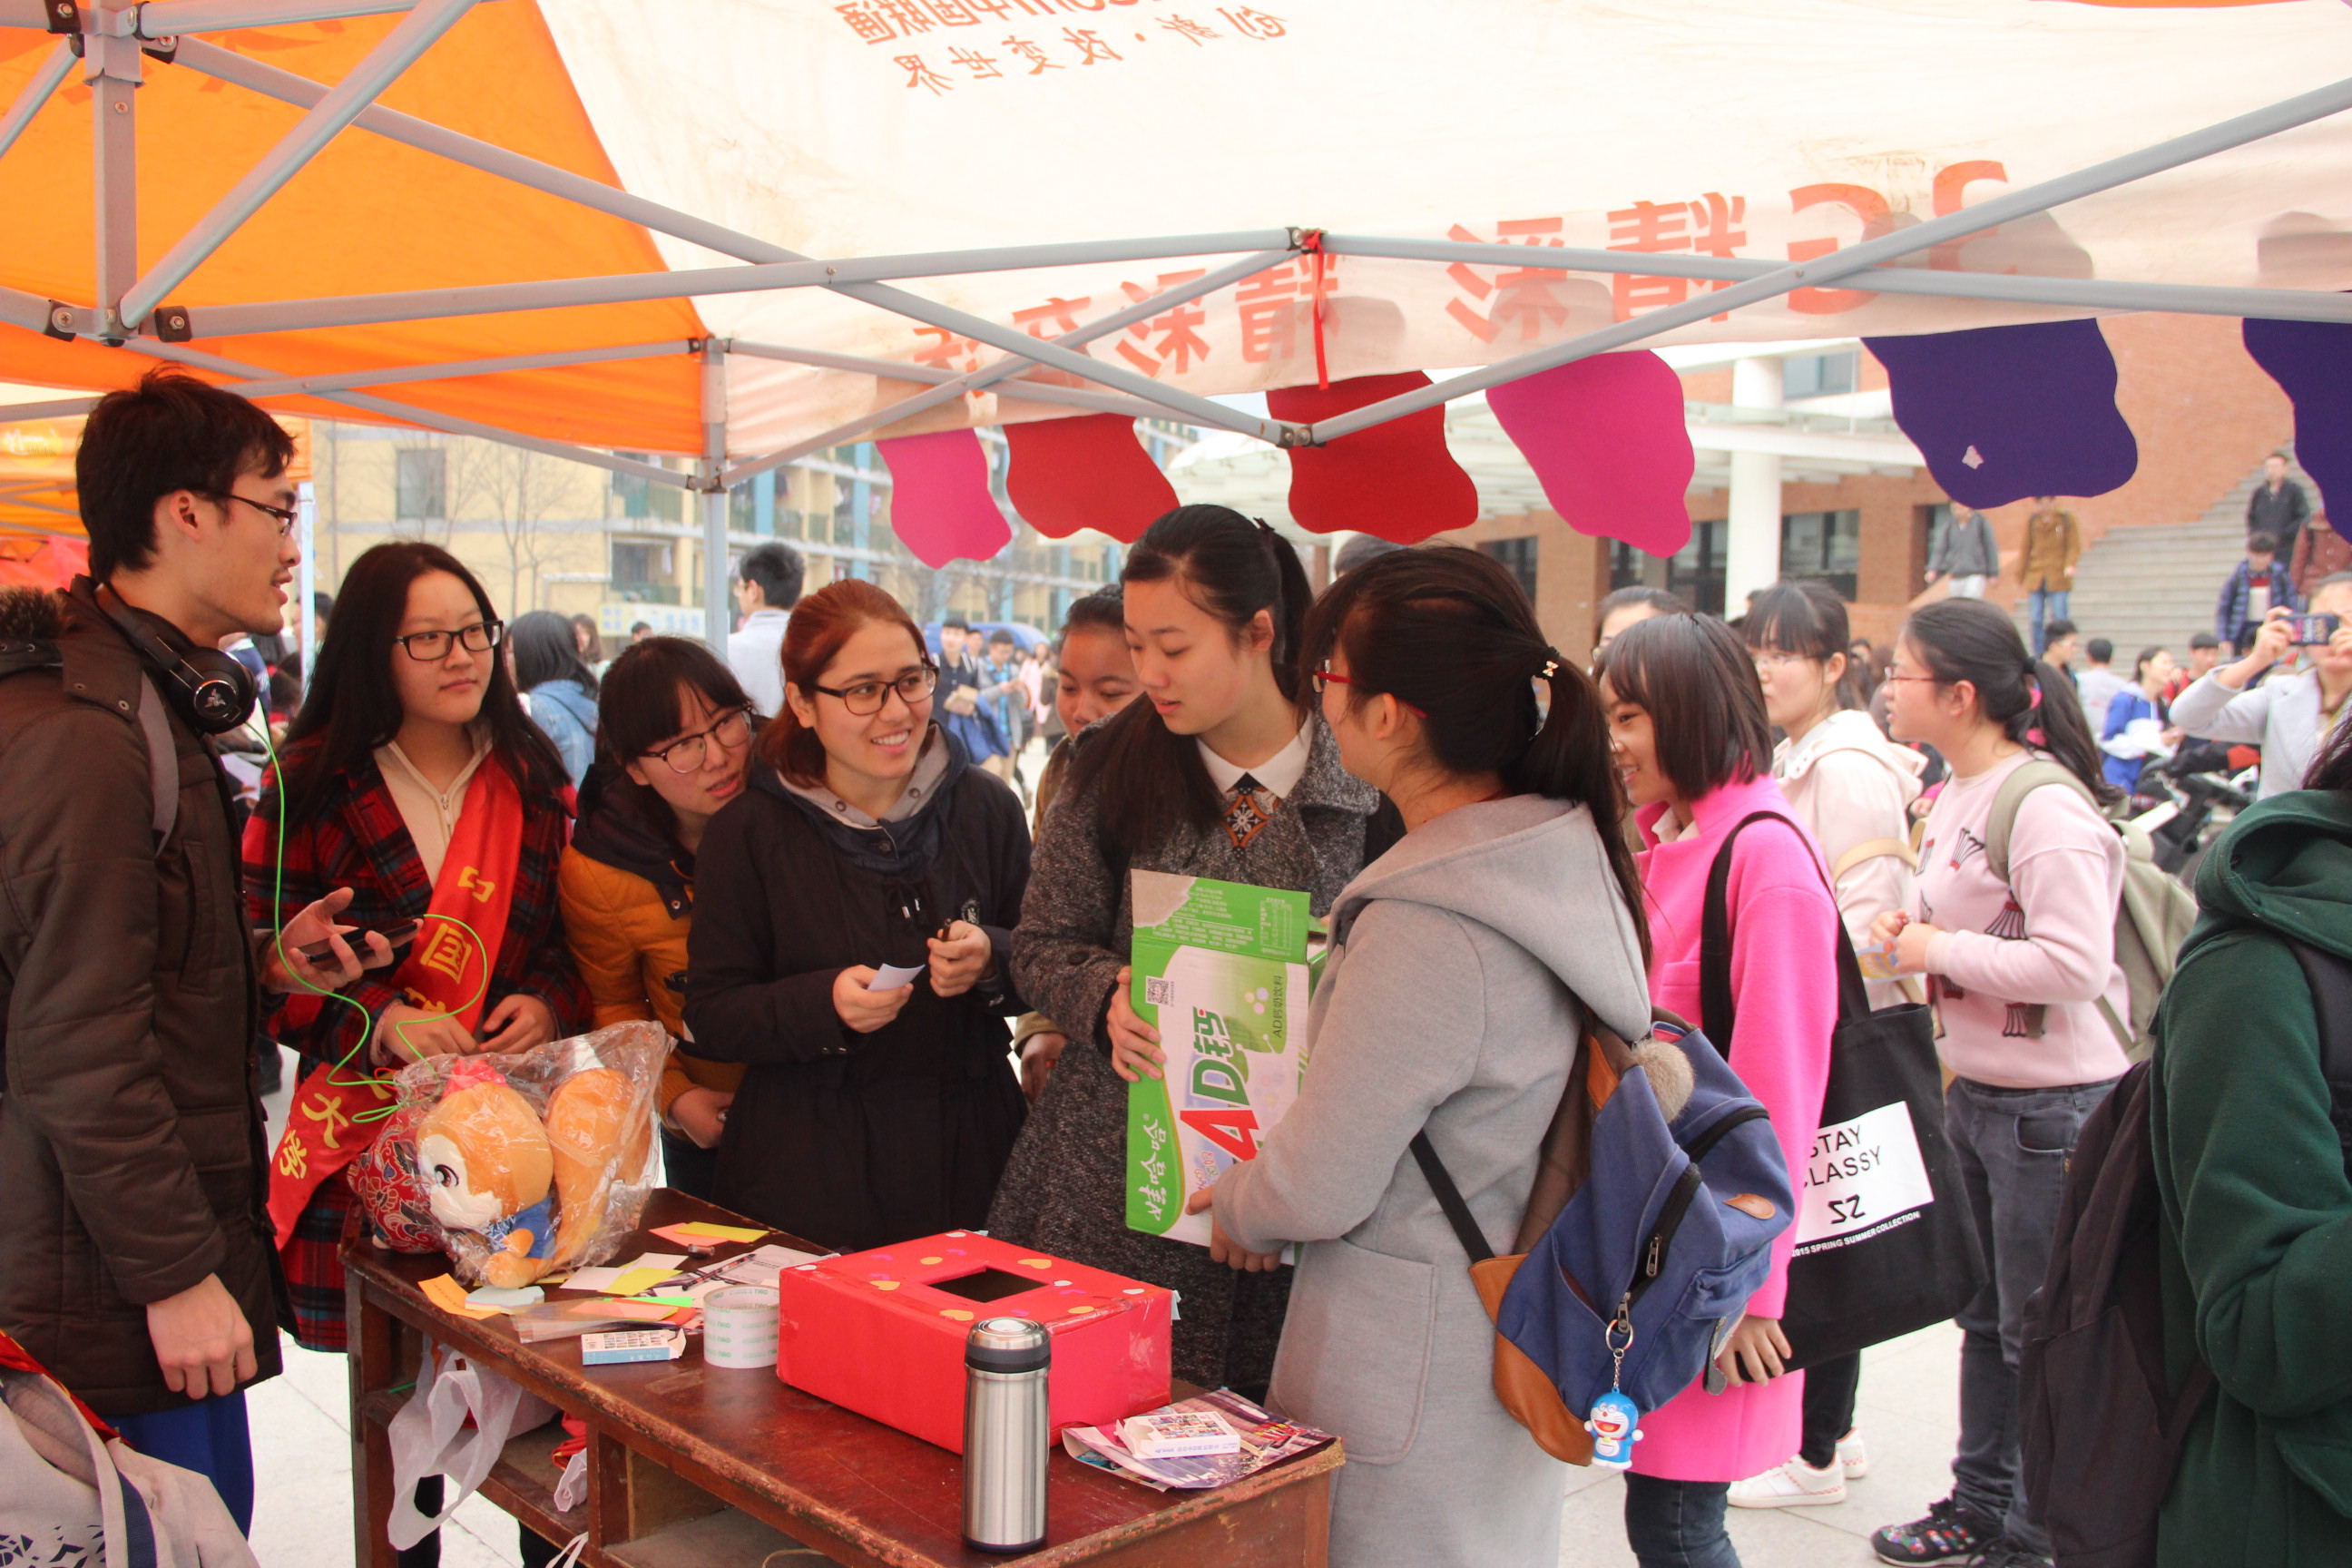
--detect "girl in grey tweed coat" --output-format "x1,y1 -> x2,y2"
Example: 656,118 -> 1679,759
985,505 -> 1389,1392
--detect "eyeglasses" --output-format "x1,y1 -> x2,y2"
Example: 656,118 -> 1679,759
646,706 -> 754,773
1879,669 -> 1939,687
214,491 -> 299,538
808,664 -> 937,716
1750,650 -> 1812,671
394,620 -> 504,662
1312,663 -> 1426,718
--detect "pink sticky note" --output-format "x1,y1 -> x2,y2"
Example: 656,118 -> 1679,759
1485,352 -> 1693,558
876,429 -> 1014,568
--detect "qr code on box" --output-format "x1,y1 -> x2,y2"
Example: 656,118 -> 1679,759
1144,977 -> 1175,1007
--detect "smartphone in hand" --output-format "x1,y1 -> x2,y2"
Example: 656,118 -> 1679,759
298,917 -> 420,970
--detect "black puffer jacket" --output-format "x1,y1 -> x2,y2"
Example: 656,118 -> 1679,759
684,728 -> 1031,1251
0,582 -> 279,1415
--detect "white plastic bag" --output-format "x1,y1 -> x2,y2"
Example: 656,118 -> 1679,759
385,1339 -> 559,1552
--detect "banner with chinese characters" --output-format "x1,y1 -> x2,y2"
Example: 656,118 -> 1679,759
544,0 -> 2352,454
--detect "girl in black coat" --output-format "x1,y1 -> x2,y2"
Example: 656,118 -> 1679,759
684,580 -> 1030,1250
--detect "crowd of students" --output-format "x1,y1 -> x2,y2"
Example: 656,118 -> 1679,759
5,372 -> 2352,1568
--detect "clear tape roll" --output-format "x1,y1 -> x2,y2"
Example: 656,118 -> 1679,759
703,1285 -> 780,1370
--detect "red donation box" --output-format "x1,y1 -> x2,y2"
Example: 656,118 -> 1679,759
774,1230 -> 1172,1453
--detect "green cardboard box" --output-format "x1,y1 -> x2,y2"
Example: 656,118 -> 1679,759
1125,871 -> 1312,1245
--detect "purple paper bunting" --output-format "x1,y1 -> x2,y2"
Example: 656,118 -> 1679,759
1867,319 -> 2138,509
2243,312 -> 2352,526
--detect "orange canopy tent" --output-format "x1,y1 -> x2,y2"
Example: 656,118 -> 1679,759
3,0 -> 2348,642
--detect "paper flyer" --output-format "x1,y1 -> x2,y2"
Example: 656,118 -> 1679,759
1125,871 -> 1311,1246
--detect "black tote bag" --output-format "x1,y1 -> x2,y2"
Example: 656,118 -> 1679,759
1701,811 -> 1984,1371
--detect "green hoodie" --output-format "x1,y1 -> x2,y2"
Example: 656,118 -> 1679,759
2154,789 -> 2352,1567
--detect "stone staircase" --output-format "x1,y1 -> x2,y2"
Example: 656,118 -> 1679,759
2026,453 -> 2312,658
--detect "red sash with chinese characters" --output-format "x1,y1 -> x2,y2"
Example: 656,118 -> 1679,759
266,760 -> 525,1248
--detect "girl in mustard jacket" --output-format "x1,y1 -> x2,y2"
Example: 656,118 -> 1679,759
559,638 -> 758,1198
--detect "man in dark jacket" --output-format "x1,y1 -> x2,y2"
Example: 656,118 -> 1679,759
0,372 -> 382,1532
2246,451 -> 2311,561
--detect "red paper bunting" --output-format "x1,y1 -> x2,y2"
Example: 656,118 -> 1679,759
1485,353 -> 1693,558
874,429 -> 1014,569
1268,372 -> 1479,543
1002,413 -> 1180,543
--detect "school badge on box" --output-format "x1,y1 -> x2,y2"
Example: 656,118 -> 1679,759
1124,872 -> 1311,1246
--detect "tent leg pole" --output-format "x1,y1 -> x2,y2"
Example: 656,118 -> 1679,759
86,11 -> 139,341
701,342 -> 731,656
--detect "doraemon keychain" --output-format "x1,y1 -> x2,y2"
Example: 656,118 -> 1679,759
1586,1305 -> 1646,1469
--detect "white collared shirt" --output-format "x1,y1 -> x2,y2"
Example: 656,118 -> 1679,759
376,731 -> 494,884
1198,722 -> 1312,800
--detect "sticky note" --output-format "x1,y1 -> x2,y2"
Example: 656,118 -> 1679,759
559,1267 -> 624,1293
676,1221 -> 767,1243
606,1267 -> 676,1297
420,1275 -> 502,1320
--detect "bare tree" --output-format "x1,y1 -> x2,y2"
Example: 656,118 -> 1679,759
445,441 -> 566,613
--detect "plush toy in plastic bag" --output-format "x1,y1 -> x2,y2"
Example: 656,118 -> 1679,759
368,1022 -> 662,1288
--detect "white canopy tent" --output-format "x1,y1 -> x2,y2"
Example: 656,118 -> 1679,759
4,0 -> 2350,643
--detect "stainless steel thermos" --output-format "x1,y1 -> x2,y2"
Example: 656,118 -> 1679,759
962,1316 -> 1051,1554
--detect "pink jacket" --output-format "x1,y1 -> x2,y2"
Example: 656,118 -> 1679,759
1630,771 -> 1839,1484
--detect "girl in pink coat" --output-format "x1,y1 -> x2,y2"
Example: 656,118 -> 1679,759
1599,612 -> 1839,1568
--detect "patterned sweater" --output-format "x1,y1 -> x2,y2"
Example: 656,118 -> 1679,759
1913,750 -> 2130,1089
987,717 -> 1383,1391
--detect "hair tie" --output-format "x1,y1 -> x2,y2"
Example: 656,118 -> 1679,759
2027,682 -> 2043,710
2025,727 -> 2047,747
1535,647 -> 1564,681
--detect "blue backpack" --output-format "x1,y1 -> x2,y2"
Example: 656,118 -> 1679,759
1412,1013 -> 1794,1464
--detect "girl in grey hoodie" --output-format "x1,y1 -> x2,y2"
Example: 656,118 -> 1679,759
1200,548 -> 1655,1568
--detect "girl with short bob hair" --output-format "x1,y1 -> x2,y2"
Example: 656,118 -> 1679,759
990,505 -> 1394,1393
1867,597 -> 2126,1568
1200,547 -> 1654,1566
684,579 -> 1032,1250
1596,612 -> 1839,1568
560,637 -> 758,1199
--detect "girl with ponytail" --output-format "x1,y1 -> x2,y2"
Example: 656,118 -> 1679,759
1866,596 -> 2128,1568
989,505 -> 1393,1395
1191,547 -> 1655,1566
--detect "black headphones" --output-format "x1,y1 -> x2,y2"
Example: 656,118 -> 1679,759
93,581 -> 260,736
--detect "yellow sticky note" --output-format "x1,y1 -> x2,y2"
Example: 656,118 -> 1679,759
420,1274 -> 502,1320
603,1266 -> 675,1297
675,1221 -> 766,1243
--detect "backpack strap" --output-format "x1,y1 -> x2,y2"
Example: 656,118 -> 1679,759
1409,1132 -> 1497,1265
1831,835 -> 1917,883
0,639 -> 176,850
2287,941 -> 2352,1171
1701,809 -> 1871,1055
1981,760 -> 2132,1051
133,678 -> 180,848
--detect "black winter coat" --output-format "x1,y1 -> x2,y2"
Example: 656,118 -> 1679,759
684,735 -> 1030,1251
0,583 -> 279,1415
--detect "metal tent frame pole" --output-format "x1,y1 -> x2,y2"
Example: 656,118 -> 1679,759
122,338 -> 698,487
1321,235 -> 2352,327
699,341 -> 730,652
1308,70 -> 2352,443
719,245 -> 1294,488
116,0 -> 478,328
0,37 -> 69,159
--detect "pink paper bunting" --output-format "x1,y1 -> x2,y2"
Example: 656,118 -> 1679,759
875,429 -> 1013,568
1485,353 -> 1693,559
